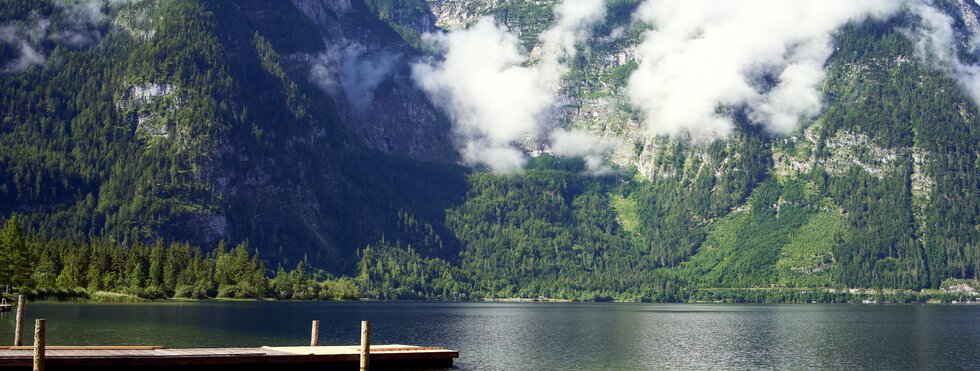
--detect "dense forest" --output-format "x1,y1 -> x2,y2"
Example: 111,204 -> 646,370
0,0 -> 978,303
0,215 -> 358,301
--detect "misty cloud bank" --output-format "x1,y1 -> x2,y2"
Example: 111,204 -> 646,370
908,1 -> 980,104
549,129 -> 621,175
310,43 -> 400,112
414,0 -> 975,173
8,0 -> 978,175
412,18 -> 553,172
412,0 -> 606,172
627,0 -> 901,141
0,0 -> 113,73
0,17 -> 49,72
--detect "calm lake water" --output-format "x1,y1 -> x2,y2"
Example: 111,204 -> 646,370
1,301 -> 978,370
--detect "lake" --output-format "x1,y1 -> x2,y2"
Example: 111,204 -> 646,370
1,301 -> 978,369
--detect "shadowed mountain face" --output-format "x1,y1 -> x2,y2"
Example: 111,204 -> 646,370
0,0 -> 465,272
0,0 -> 978,295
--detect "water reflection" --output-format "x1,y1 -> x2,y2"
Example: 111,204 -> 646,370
0,302 -> 978,369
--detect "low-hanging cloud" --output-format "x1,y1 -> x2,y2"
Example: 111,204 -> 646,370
412,18 -> 552,172
908,1 -> 980,104
310,43 -> 400,112
627,0 -> 901,141
0,19 -> 49,72
0,0 -> 113,73
550,129 -> 621,175
412,0 -> 606,172
50,0 -> 108,49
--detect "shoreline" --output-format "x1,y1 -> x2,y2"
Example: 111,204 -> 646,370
7,293 -> 979,305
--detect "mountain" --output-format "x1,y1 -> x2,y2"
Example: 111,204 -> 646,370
1,0 -> 978,301
0,0 -> 466,273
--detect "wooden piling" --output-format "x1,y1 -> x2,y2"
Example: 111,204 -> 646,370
360,320 -> 370,371
310,320 -> 319,347
14,295 -> 25,346
33,319 -> 44,371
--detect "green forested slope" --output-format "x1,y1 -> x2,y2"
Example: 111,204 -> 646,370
356,16 -> 980,300
0,0 -> 468,272
0,1 -> 978,302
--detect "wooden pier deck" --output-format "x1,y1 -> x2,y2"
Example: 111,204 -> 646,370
0,344 -> 458,370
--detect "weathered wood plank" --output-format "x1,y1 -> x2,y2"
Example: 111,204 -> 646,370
0,344 -> 458,370
8,346 -> 164,351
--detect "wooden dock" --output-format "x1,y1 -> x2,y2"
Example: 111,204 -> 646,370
0,344 -> 458,370
3,305 -> 453,370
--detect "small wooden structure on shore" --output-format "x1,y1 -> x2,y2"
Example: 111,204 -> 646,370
2,303 -> 457,371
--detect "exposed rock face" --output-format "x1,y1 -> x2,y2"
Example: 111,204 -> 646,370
955,0 -> 980,34
121,83 -> 176,106
289,0 -> 458,162
944,282 -> 979,295
292,0 -> 351,35
117,83 -> 179,140
822,130 -> 900,178
183,214 -> 228,244
425,0 -> 500,29
113,2 -> 158,41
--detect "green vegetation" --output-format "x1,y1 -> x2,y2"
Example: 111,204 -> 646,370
609,194 -> 639,234
0,3 -> 977,304
774,208 -> 846,287
363,0 -> 432,48
0,0 -> 468,273
0,214 -> 357,301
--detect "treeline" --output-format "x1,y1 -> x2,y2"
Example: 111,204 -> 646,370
356,153 -> 979,302
822,21 -> 980,288
358,157 -> 681,302
358,241 -> 681,302
686,288 -> 978,304
0,216 -> 358,301
0,0 -> 469,272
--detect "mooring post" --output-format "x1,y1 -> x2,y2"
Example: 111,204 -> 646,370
33,319 -> 45,371
310,320 -> 320,347
360,320 -> 371,371
14,295 -> 25,346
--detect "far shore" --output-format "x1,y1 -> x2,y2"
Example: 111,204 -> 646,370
6,291 -> 980,305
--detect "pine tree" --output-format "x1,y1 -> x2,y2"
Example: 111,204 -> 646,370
148,240 -> 165,288
0,216 -> 31,288
56,245 -> 88,289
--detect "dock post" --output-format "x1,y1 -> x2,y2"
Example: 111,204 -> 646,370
14,295 -> 25,346
33,319 -> 44,371
310,320 -> 319,347
360,320 -> 370,371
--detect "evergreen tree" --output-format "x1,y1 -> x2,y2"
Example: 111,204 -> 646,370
0,216 -> 32,288
56,244 -> 87,289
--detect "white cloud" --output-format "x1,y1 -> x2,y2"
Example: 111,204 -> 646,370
338,45 -> 400,111
550,129 -> 618,156
6,41 -> 46,72
550,129 -> 621,175
309,52 -> 338,92
413,0 -> 606,172
413,18 -> 552,172
310,44 -> 400,111
627,0 -> 901,141
538,0 -> 607,84
0,0 -> 113,73
50,0 -> 108,49
909,1 -> 980,104
0,18 -> 49,72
